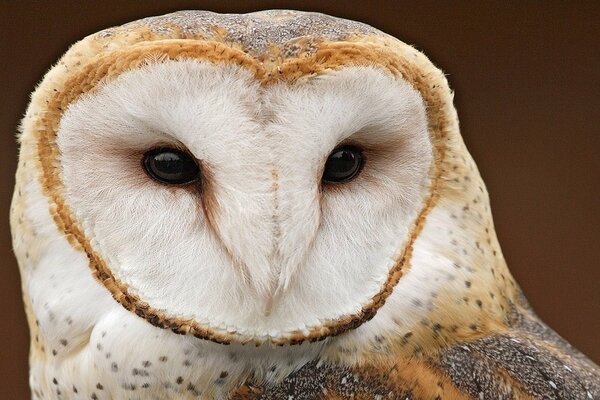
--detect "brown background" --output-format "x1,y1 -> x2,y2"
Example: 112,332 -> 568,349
1,1 -> 598,397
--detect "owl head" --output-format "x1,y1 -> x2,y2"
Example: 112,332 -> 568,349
14,10 -> 513,350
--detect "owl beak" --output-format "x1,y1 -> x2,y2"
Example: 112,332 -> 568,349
204,162 -> 320,317
261,275 -> 285,317
263,293 -> 275,317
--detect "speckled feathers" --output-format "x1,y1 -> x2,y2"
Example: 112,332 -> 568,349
11,9 -> 600,400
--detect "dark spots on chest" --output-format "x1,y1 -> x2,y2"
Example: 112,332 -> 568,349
216,370 -> 230,385
400,331 -> 413,346
159,355 -> 168,362
95,383 -> 103,390
121,383 -> 136,391
132,368 -> 150,377
111,362 -> 118,372
411,298 -> 423,308
187,383 -> 201,396
412,346 -> 425,357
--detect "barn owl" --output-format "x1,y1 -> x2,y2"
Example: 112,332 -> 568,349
11,9 -> 599,400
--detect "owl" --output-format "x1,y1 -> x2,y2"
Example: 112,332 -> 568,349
10,10 -> 599,400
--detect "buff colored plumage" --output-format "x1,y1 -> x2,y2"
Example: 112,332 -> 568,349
11,10 -> 599,399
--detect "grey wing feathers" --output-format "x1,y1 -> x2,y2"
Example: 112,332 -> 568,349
436,298 -> 600,399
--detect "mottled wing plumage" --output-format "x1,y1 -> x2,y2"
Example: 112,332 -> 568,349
237,302 -> 600,399
436,303 -> 599,399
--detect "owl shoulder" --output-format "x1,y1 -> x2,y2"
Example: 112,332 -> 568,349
233,300 -> 599,399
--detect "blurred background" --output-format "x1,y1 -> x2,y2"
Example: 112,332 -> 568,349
1,1 -> 598,397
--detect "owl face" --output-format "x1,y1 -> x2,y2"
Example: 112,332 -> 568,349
53,57 -> 432,343
15,12 -> 534,399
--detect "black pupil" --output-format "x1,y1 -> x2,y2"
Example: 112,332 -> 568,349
143,148 -> 200,184
322,146 -> 363,183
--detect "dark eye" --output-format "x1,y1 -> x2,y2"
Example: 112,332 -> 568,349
322,145 -> 364,183
143,148 -> 200,185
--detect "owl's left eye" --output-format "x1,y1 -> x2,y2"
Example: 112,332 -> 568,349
322,145 -> 364,183
143,148 -> 200,185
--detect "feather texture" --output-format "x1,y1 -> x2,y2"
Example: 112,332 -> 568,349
11,10 -> 599,399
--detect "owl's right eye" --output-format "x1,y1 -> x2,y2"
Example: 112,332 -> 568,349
143,148 -> 200,185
